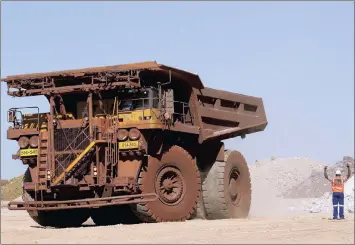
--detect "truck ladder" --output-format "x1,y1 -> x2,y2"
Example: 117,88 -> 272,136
37,131 -> 49,190
105,116 -> 119,183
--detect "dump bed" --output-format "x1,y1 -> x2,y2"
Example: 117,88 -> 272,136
195,87 -> 267,142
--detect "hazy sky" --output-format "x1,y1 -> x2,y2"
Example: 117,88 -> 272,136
1,2 -> 354,179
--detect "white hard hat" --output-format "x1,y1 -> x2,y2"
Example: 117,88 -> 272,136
335,170 -> 341,175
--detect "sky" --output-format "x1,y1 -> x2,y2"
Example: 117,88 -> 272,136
1,1 -> 354,179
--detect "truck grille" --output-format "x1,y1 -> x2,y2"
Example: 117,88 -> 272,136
54,127 -> 90,151
54,127 -> 90,177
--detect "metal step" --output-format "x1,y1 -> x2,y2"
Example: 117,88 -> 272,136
39,170 -> 47,177
41,132 -> 48,140
40,149 -> 48,154
39,156 -> 47,162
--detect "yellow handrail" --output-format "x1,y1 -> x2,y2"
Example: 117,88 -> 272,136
53,140 -> 105,185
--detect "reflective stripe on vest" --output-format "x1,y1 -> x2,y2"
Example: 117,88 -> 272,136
331,177 -> 344,193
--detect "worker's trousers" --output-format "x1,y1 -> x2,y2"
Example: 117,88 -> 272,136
332,192 -> 344,219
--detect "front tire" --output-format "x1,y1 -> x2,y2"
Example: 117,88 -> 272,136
132,145 -> 201,222
90,205 -> 140,226
22,168 -> 90,228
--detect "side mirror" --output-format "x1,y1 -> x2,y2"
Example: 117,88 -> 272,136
8,111 -> 15,122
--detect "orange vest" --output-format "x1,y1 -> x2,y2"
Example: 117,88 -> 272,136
331,177 -> 344,193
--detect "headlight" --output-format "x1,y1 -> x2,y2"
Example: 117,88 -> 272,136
117,129 -> 129,141
129,128 -> 141,140
18,136 -> 29,149
29,135 -> 39,148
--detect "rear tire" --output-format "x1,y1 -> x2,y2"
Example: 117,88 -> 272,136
202,150 -> 252,219
191,194 -> 207,219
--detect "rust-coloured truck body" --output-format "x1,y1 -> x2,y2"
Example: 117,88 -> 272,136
2,61 -> 267,226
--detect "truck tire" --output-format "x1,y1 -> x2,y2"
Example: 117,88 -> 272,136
202,150 -> 251,219
90,205 -> 140,226
28,208 -> 90,228
191,193 -> 207,219
22,168 -> 90,228
132,145 -> 201,222
190,168 -> 207,220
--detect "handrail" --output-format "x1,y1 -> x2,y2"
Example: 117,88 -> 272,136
8,106 -> 40,131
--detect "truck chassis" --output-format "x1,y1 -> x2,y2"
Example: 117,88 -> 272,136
2,61 -> 267,227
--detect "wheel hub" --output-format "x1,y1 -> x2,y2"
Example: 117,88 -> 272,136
229,168 -> 241,205
155,166 -> 184,205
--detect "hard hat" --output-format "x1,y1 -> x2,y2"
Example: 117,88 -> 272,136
335,170 -> 341,175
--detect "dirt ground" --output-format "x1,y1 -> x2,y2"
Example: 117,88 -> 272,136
1,208 -> 353,244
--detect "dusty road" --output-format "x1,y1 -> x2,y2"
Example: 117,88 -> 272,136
1,208 -> 354,244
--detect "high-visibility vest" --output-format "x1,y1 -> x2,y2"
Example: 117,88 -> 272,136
331,177 -> 344,193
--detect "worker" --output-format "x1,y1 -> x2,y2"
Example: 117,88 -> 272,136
324,164 -> 351,220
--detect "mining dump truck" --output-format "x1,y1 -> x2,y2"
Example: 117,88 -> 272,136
2,61 -> 267,227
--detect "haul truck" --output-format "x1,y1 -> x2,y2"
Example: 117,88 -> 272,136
2,61 -> 267,227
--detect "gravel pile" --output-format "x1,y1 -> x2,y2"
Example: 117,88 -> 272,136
303,157 -> 354,214
249,157 -> 325,217
305,190 -> 354,214
249,156 -> 354,217
345,175 -> 354,194
249,157 -> 324,195
283,169 -> 330,198
283,156 -> 354,198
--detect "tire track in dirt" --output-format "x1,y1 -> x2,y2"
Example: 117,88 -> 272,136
1,209 -> 353,244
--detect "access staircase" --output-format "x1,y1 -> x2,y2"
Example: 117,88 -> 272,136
52,140 -> 104,185
37,131 -> 49,190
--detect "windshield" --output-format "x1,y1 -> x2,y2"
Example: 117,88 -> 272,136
118,89 -> 158,111
118,100 -> 134,111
